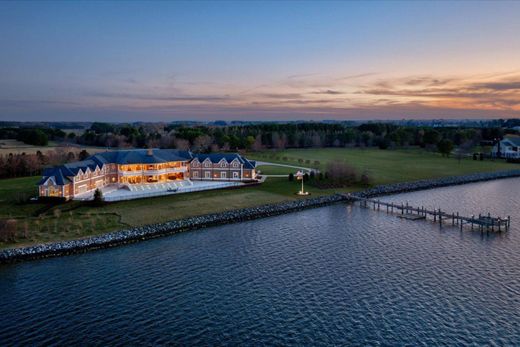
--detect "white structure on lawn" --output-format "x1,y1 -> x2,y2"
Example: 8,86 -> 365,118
491,136 -> 520,160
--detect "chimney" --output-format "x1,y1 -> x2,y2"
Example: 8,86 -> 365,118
147,148 -> 153,156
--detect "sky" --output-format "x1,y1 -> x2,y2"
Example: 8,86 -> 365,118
1,1 -> 520,122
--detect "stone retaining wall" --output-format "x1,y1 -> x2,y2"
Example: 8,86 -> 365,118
1,169 -> 519,263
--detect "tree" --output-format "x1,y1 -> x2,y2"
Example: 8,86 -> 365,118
437,139 -> 454,157
360,170 -> 372,187
424,129 -> 441,146
79,150 -> 90,161
326,162 -> 358,186
93,189 -> 104,206
245,136 -> 255,150
17,129 -> 48,146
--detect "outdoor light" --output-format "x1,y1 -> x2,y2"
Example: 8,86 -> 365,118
295,171 -> 309,196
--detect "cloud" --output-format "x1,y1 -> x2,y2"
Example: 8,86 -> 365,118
88,91 -> 230,102
255,93 -> 304,99
311,90 -> 344,95
473,81 -> 520,91
0,99 -> 83,107
356,73 -> 520,111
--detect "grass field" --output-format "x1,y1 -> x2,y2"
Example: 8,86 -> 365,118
248,148 -> 515,184
0,139 -> 107,155
0,148 -> 516,249
256,165 -> 297,175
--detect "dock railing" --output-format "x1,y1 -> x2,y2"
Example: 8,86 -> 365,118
353,197 -> 511,232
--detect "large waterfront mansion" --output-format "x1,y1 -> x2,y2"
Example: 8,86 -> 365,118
38,149 -> 258,201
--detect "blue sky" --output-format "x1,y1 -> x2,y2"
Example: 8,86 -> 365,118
1,1 -> 520,121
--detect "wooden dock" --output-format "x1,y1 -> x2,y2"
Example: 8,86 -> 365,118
353,197 -> 511,232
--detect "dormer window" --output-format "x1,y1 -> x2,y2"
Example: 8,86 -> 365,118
233,162 -> 239,168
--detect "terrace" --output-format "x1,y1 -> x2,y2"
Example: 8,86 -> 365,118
73,180 -> 244,202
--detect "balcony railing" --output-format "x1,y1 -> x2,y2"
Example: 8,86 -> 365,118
118,167 -> 187,176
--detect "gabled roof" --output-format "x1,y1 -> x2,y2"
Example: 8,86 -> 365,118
192,153 -> 257,169
502,136 -> 520,146
37,166 -> 73,185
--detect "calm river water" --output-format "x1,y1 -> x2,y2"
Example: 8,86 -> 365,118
1,178 -> 519,345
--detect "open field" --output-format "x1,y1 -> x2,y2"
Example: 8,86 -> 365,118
0,139 -> 107,155
248,148 -> 516,185
256,165 -> 297,175
0,148 -> 516,249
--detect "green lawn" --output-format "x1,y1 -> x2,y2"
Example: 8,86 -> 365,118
248,148 -> 515,185
256,165 -> 296,175
0,148 -> 516,249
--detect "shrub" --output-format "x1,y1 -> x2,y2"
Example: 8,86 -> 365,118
288,173 -> 294,181
326,162 -> 359,186
360,170 -> 372,187
93,189 -> 104,206
437,139 -> 454,157
0,219 -> 18,242
310,171 -> 315,180
53,208 -> 62,218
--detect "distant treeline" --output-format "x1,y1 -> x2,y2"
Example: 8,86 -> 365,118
0,128 -> 68,146
73,122 -> 513,152
0,149 -> 90,179
1,121 -> 517,152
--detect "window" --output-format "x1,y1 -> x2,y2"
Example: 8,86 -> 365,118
204,160 -> 211,168
221,172 -> 226,179
233,172 -> 239,179
220,161 -> 227,168
205,171 -> 211,179
233,161 -> 239,168
193,171 -> 199,178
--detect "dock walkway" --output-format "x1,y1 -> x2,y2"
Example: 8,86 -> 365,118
350,196 -> 511,232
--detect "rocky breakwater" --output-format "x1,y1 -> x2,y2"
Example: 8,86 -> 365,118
0,194 -> 349,263
352,169 -> 520,199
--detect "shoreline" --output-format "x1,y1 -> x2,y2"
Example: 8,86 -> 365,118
1,169 -> 519,264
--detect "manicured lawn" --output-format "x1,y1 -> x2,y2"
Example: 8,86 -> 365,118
256,165 -> 296,175
0,147 -> 516,249
0,139 -> 107,155
248,148 -> 516,185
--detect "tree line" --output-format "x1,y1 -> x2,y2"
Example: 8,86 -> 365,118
0,149 -> 90,179
73,122 -> 511,153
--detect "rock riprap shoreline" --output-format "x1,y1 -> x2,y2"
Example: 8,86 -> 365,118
1,169 -> 519,263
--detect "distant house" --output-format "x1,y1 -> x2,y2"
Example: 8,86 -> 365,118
38,149 -> 257,200
491,136 -> 520,160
